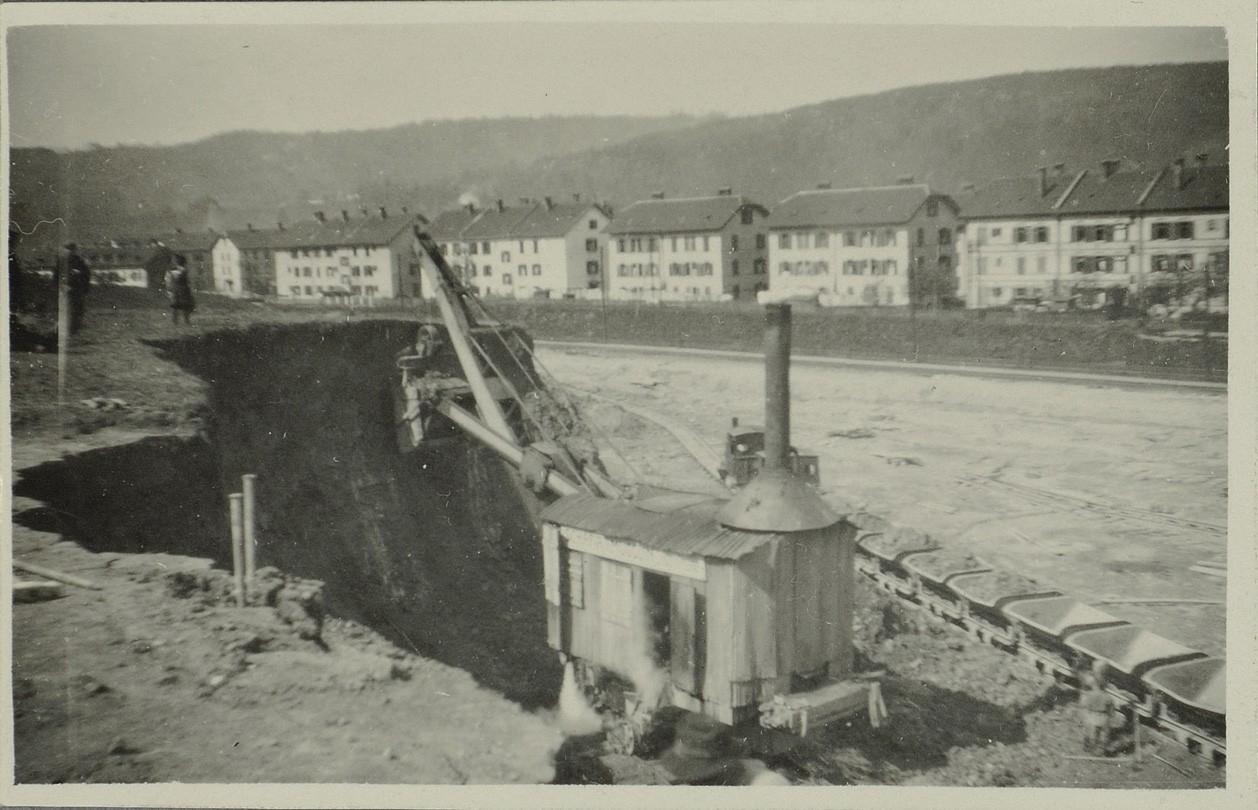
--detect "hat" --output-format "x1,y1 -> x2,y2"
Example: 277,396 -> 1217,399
658,712 -> 746,785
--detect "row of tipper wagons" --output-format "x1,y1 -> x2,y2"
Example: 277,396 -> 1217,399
852,521 -> 1225,746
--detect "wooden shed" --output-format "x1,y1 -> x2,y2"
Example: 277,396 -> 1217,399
540,490 -> 855,725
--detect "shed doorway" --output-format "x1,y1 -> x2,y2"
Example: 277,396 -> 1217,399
642,571 -> 671,669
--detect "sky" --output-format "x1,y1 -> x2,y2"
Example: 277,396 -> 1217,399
2,9 -> 1230,151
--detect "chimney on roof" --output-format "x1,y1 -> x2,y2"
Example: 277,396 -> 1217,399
1037,166 -> 1050,198
718,187 -> 733,196
247,223 -> 254,231
495,199 -> 505,212
544,196 -> 555,210
401,205 -> 409,216
314,211 -> 326,224
379,206 -> 388,220
651,191 -> 665,200
1173,157 -> 1186,189
817,182 -> 832,190
896,175 -> 915,185
360,207 -> 369,217
465,202 -> 476,215
278,222 -> 286,231
1101,159 -> 1121,179
342,209 -> 350,222
573,193 -> 581,203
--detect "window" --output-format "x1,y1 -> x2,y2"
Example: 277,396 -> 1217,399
304,285 -> 312,296
779,262 -> 790,274
351,266 -> 360,277
290,286 -> 300,295
587,261 -> 599,275
779,233 -> 791,249
927,200 -> 939,217
1152,222 -> 1171,240
482,242 -> 490,254
532,264 -> 541,276
750,234 -> 762,249
618,264 -> 627,277
303,267 -> 312,277
1176,221 -> 1194,240
519,241 -> 525,253
1151,254 -> 1172,273
1176,254 -> 1193,272
753,258 -> 765,274
815,232 -> 829,248
1015,287 -> 1028,297
469,242 -> 478,255
741,208 -> 754,226
502,251 -> 511,262
731,259 -> 740,275
585,239 -> 598,252
702,236 -> 710,251
1035,226 -> 1049,243
589,219 -> 598,229
364,265 -> 376,277
916,228 -> 924,247
1015,227 -> 1028,243
518,265 -> 527,276
684,236 -> 697,250
502,274 -> 513,285
938,228 -> 951,245
731,235 -> 739,251
533,239 -> 539,252
483,266 -> 492,277
670,237 -> 678,251
648,237 -> 657,252
991,227 -> 1002,237
618,239 -> 626,252
991,287 -> 1003,297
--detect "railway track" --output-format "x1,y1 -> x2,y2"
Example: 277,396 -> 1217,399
576,387 -> 1227,766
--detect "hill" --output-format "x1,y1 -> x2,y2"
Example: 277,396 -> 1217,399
475,61 -> 1228,206
8,61 -> 1227,253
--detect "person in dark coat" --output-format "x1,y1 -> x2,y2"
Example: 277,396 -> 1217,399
55,242 -> 91,334
167,253 -> 196,325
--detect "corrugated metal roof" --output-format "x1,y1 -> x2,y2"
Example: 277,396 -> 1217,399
604,195 -> 760,235
768,185 -> 941,229
540,491 -> 785,561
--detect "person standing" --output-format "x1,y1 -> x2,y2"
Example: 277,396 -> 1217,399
167,253 -> 196,325
56,242 -> 91,334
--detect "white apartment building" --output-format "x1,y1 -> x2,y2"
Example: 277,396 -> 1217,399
604,191 -> 769,302
957,158 -> 1228,308
767,184 -> 960,307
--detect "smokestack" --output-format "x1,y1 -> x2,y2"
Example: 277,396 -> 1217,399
1037,166 -> 1050,198
1173,157 -> 1186,189
314,211 -> 326,223
763,304 -> 791,470
379,206 -> 388,219
544,196 -> 555,210
1101,159 -> 1121,179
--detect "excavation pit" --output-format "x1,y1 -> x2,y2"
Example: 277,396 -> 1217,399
14,320 -> 562,709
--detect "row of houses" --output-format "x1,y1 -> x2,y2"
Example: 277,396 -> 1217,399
69,155 -> 1228,309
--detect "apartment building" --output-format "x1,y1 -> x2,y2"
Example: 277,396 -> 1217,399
767,183 -> 960,307
77,238 -> 152,287
212,223 -> 292,297
603,190 -> 769,302
957,157 -> 1228,308
272,208 -> 427,302
428,198 -> 611,299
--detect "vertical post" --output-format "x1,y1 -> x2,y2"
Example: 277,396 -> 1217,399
229,493 -> 245,606
242,474 -> 258,588
57,266 -> 69,408
763,303 -> 791,470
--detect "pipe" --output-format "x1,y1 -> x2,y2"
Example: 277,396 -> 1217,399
763,303 -> 791,470
229,493 -> 245,606
437,400 -> 580,497
242,474 -> 258,587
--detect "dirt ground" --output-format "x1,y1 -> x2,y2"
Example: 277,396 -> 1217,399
5,287 -> 1228,791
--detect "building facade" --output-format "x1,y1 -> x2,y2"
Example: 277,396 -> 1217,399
271,208 -> 427,302
212,225 -> 287,297
429,198 -> 611,299
78,239 -> 151,287
957,158 -> 1228,308
604,191 -> 769,302
767,184 -> 960,307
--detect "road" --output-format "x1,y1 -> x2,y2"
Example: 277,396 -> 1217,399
536,340 -> 1228,392
536,343 -> 1228,658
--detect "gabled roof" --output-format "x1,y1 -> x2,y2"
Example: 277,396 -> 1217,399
258,214 -> 422,250
541,491 -> 787,561
425,207 -> 481,241
152,231 -> 220,253
959,163 -> 1229,220
459,205 -> 535,240
768,185 -> 943,229
605,195 -> 760,235
512,202 -> 603,238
